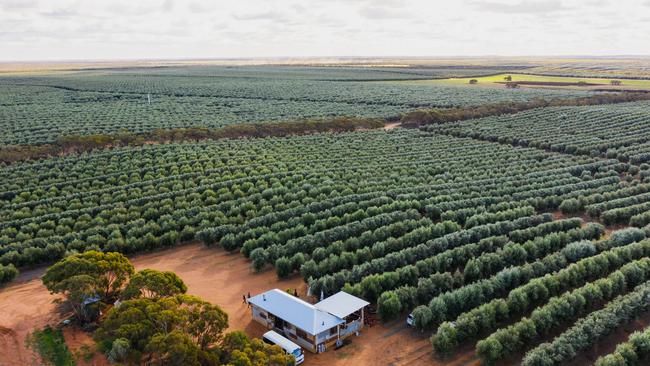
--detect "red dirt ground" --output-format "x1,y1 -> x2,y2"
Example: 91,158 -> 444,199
0,267 -> 60,366
62,327 -> 109,366
0,243 -> 475,366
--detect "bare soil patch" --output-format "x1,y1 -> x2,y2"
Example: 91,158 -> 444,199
0,268 -> 60,366
62,327 -> 109,366
384,122 -> 402,131
128,243 -> 306,332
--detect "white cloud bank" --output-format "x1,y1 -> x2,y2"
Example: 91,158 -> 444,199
0,0 -> 649,61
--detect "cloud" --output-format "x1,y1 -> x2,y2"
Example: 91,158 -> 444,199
233,10 -> 288,21
40,9 -> 79,18
358,5 -> 410,19
0,0 -> 38,10
470,0 -> 568,14
187,2 -> 208,14
161,0 -> 174,12
104,3 -> 153,16
0,0 -> 649,60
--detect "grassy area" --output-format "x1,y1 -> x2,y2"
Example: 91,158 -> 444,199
400,73 -> 650,89
27,326 -> 76,366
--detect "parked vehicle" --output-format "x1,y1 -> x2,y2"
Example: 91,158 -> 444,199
406,313 -> 414,327
262,330 -> 305,364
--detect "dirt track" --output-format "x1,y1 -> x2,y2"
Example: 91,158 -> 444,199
0,243 -> 451,366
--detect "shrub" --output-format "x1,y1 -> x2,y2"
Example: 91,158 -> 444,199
0,263 -> 19,285
559,198 -> 582,214
595,325 -> 650,366
377,291 -> 402,321
250,248 -> 268,272
411,305 -> 432,332
275,257 -> 292,279
27,326 -> 75,366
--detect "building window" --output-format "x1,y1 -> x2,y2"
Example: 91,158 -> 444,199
296,328 -> 308,340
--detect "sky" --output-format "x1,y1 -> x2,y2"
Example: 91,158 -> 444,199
1,0 -> 649,61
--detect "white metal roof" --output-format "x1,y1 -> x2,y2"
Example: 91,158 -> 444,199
248,289 -> 343,335
315,291 -> 370,319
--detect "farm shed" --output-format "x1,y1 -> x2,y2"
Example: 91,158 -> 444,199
248,289 -> 369,353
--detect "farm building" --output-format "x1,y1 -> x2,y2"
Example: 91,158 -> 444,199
248,289 -> 369,353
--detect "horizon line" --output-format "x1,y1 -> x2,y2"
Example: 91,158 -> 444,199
3,54 -> 650,64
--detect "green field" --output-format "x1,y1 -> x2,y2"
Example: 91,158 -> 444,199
403,72 -> 650,89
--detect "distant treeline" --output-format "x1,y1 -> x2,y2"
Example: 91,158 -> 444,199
2,92 -> 650,164
0,117 -> 384,164
400,92 -> 650,128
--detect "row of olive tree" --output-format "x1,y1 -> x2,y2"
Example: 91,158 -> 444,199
0,142 -> 623,273
357,236 -> 509,307
249,199 -> 421,258
224,195 -> 396,254
299,219 -> 456,281
595,324 -> 650,366
631,210 -> 650,227
428,241 -> 598,338
559,184 -> 650,214
602,201 -> 650,226
205,189 -> 420,249
309,214 -> 553,297
252,209 -> 422,275
199,191 -> 402,250
584,188 -> 650,217
3,166 -> 363,267
465,206 -> 535,228
477,257 -> 650,364
376,223 -> 604,320
429,230 -> 647,355
521,280 -> 650,366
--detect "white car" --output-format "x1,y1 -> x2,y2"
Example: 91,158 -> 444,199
406,313 -> 414,326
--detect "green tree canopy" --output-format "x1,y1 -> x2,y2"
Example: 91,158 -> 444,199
95,295 -> 293,365
220,331 -> 294,366
54,274 -> 98,323
95,295 -> 227,362
42,251 -> 134,301
146,330 -> 202,366
121,269 -> 187,300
